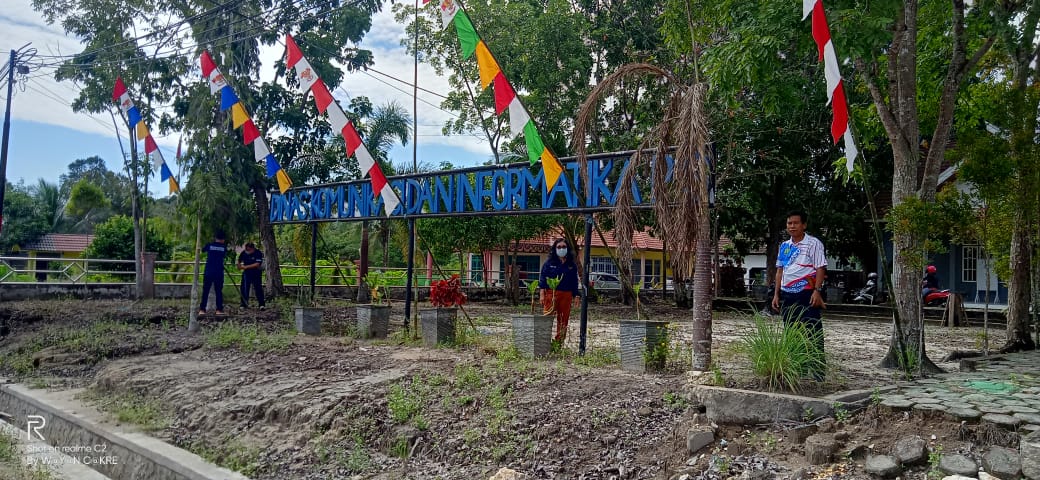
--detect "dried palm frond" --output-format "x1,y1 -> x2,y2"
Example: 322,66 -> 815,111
571,62 -> 714,369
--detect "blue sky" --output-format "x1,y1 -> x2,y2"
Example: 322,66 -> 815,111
1,0 -> 490,198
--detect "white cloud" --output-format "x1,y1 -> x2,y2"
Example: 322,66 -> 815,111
1,0 -> 489,180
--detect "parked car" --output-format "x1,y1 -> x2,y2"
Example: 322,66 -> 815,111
589,272 -> 622,290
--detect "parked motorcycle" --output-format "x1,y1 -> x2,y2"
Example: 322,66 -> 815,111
923,288 -> 951,307
851,273 -> 886,305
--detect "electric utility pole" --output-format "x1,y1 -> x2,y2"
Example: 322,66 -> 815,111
0,44 -> 39,236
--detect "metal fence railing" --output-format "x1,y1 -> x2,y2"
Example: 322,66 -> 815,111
0,256 -> 472,288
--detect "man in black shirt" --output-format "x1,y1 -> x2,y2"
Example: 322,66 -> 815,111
199,231 -> 228,316
237,242 -> 265,310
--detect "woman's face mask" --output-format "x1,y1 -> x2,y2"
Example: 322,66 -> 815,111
556,247 -> 568,257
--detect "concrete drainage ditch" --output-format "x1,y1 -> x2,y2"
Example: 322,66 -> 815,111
0,381 -> 248,480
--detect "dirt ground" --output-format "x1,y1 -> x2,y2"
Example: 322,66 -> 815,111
0,298 -> 1018,479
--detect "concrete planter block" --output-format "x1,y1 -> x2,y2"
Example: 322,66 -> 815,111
294,307 -> 322,335
619,320 -> 669,373
420,308 -> 456,347
356,304 -> 391,338
511,314 -> 554,357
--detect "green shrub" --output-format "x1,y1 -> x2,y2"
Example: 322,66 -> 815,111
739,314 -> 824,392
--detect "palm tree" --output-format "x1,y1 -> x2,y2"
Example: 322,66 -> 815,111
572,64 -> 714,370
31,179 -> 65,232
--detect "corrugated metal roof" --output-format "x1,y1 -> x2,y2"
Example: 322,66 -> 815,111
19,234 -> 95,253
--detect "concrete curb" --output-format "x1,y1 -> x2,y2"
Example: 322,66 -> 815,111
0,420 -> 112,479
0,381 -> 250,480
688,385 -> 840,424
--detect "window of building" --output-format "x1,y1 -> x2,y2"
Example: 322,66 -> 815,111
962,245 -> 979,283
590,257 -> 618,275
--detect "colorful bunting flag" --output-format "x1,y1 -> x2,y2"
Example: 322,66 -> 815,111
111,77 -> 179,194
438,2 -> 565,189
284,34 -> 401,217
803,0 -> 858,172
200,51 -> 293,193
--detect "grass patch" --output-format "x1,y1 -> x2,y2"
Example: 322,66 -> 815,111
738,314 -> 825,392
203,321 -> 293,353
0,429 -> 57,480
314,433 -> 371,474
192,437 -> 262,477
0,431 -> 17,462
84,388 -> 170,432
387,374 -> 441,430
570,345 -> 620,368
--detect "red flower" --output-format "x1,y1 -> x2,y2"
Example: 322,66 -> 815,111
429,274 -> 467,308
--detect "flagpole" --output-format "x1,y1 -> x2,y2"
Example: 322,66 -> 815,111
404,0 -> 421,329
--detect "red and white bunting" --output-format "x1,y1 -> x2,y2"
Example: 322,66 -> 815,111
284,34 -> 401,216
804,0 -> 858,172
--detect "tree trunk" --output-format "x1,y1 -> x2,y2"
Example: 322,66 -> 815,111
188,212 -> 202,333
252,184 -> 283,297
1003,219 -> 1036,352
691,209 -> 713,371
879,231 -> 941,373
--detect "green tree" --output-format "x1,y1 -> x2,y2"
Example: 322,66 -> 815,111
0,182 -> 49,253
65,179 -> 110,228
817,0 -> 1006,372
34,0 -> 388,297
31,179 -> 66,232
953,0 -> 1040,352
84,215 -> 173,270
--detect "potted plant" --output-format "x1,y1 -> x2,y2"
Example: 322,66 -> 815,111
510,280 -> 554,357
420,274 -> 466,347
619,282 -> 670,372
356,271 -> 391,339
294,283 -> 323,336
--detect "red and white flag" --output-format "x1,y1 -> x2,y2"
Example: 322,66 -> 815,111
804,0 -> 858,172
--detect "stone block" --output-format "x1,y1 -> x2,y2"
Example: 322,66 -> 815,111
489,468 -> 527,480
805,433 -> 838,465
688,386 -> 833,425
686,428 -> 714,454
981,446 -> 1020,480
788,424 -> 818,443
511,314 -> 554,357
982,413 -> 1021,430
1022,429 -> 1040,480
864,455 -> 902,478
893,436 -> 928,466
939,454 -> 978,478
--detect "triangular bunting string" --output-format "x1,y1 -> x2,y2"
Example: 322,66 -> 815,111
440,0 -> 562,191
284,34 -> 401,217
111,77 -> 178,194
199,51 -> 293,192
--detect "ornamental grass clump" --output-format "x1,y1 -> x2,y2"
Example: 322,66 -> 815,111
739,312 -> 825,392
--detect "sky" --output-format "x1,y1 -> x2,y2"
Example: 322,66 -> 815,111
0,1 -> 490,198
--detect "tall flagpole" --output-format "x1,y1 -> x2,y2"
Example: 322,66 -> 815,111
404,0 -> 421,329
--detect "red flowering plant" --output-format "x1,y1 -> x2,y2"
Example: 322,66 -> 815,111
429,275 -> 467,308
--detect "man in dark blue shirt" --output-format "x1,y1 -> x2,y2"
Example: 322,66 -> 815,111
237,242 -> 265,310
199,230 -> 228,316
